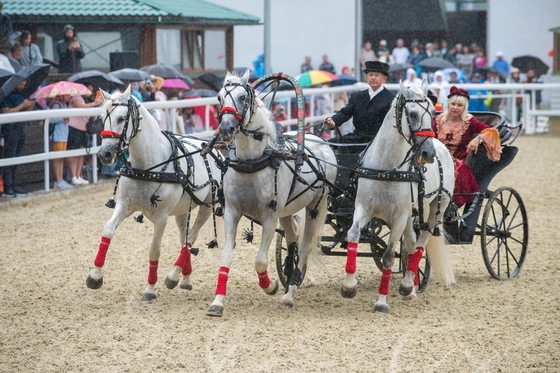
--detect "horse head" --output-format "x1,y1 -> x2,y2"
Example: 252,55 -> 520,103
98,86 -> 140,165
217,69 -> 272,145
397,80 -> 437,166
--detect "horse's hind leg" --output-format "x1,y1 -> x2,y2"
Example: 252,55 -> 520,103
254,216 -> 280,296
341,205 -> 370,299
86,203 -> 130,290
399,219 -> 419,299
141,216 -> 168,301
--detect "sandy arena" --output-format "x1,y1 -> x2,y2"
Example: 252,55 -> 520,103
1,133 -> 559,372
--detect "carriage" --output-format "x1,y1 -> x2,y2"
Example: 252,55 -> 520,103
273,108 -> 528,293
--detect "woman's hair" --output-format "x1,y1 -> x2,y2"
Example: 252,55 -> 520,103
19,30 -> 31,44
441,95 -> 472,123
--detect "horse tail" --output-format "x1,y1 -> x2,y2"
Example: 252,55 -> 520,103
426,228 -> 456,286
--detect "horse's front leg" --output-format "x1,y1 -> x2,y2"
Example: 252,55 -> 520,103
254,216 -> 280,296
340,205 -> 370,299
206,208 -> 241,317
141,216 -> 168,301
86,202 -> 130,290
399,219 -> 420,299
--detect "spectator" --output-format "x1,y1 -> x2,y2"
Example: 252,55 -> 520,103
377,49 -> 394,65
440,40 -> 449,56
376,39 -> 388,59
492,51 -> 509,81
392,38 -> 410,65
67,82 -> 103,186
456,45 -> 474,79
403,68 -> 422,88
8,41 -> 21,71
0,1 -> 13,51
301,56 -> 312,73
409,46 -> 423,76
1,79 -> 35,197
424,43 -> 434,58
319,54 -> 336,74
56,25 -> 85,74
449,70 -> 461,84
253,54 -> 264,77
444,45 -> 458,65
485,69 -> 503,113
359,41 -> 376,70
271,101 -> 288,123
431,70 -> 450,109
506,67 -> 522,123
180,106 -> 203,134
432,86 -> 501,208
49,94 -> 73,189
524,68 -> 543,109
467,73 -> 488,111
472,49 -> 487,75
326,61 -> 395,144
18,30 -> 43,66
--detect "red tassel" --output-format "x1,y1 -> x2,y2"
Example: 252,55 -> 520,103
94,236 -> 111,267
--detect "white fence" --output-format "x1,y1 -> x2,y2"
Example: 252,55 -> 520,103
1,83 -> 558,193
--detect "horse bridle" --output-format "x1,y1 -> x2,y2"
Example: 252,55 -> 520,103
99,97 -> 141,158
394,92 -> 435,148
219,81 -> 267,141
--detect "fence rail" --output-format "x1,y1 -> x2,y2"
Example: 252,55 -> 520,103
1,83 -> 558,193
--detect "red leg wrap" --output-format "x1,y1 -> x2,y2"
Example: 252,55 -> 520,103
379,268 -> 393,296
407,247 -> 424,286
345,241 -> 358,274
94,236 -> 111,267
148,260 -> 158,285
257,270 -> 271,289
175,243 -> 193,276
215,266 -> 230,296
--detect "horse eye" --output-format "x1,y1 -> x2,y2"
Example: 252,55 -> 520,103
240,95 -> 246,101
410,112 -> 418,119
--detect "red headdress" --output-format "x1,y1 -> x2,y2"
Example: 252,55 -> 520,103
447,85 -> 470,100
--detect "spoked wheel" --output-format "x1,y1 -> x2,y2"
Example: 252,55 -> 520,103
275,231 -> 308,290
369,221 -> 431,293
480,186 -> 528,280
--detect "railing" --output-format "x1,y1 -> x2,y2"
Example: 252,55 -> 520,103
1,83 -> 558,193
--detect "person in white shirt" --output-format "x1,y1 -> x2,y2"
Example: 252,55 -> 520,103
391,38 -> 410,65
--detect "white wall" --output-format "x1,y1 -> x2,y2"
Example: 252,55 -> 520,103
487,0 -> 559,81
206,0 -> 356,77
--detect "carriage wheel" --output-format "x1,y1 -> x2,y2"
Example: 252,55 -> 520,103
275,232 -> 289,289
481,186 -> 528,280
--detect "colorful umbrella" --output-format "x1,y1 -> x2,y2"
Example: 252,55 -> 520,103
30,81 -> 92,99
161,78 -> 190,90
295,70 -> 339,87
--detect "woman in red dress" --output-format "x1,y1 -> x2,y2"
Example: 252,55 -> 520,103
432,86 -> 502,207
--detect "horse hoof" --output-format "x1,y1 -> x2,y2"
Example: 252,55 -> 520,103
280,299 -> 294,308
179,282 -> 193,290
86,275 -> 103,290
399,283 -> 413,297
164,277 -> 178,289
340,285 -> 357,299
267,280 -> 279,295
206,305 -> 224,317
141,293 -> 157,302
373,304 -> 389,314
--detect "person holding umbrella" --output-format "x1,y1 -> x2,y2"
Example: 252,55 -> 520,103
1,78 -> 35,197
56,25 -> 84,74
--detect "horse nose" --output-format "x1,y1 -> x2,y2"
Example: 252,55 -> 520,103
421,150 -> 435,164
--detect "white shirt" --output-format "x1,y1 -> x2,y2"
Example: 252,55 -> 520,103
392,47 -> 410,64
368,85 -> 385,100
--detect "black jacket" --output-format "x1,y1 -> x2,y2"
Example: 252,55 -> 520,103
56,37 -> 85,74
331,87 -> 395,139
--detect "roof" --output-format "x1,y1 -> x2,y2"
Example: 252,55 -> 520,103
3,0 -> 260,26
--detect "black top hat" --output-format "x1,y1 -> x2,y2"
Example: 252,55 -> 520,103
363,60 -> 390,76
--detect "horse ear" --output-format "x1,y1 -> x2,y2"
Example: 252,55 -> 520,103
399,80 -> 406,95
100,89 -> 111,101
240,69 -> 250,85
123,85 -> 132,99
421,79 -> 429,95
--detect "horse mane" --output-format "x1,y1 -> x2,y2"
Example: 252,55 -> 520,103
224,73 -> 278,149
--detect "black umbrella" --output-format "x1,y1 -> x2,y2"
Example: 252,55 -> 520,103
140,63 -> 195,86
389,62 -> 414,73
511,55 -> 549,76
0,63 -> 50,104
198,72 -> 224,92
68,70 -> 125,91
109,68 -> 151,82
0,68 -> 14,86
418,57 -> 455,70
181,89 -> 218,98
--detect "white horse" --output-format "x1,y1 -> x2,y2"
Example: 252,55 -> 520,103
87,87 -> 224,301
205,71 -> 338,317
341,81 -> 456,313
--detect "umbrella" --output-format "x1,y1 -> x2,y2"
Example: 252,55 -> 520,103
181,89 -> 218,98
418,57 -> 455,70
0,68 -> 14,86
140,63 -> 195,86
161,78 -> 190,90
295,70 -> 339,87
109,68 -> 151,82
389,62 -> 414,73
331,74 -> 358,86
68,70 -> 125,91
0,63 -> 50,104
511,55 -> 549,76
30,81 -> 91,99
198,72 -> 224,91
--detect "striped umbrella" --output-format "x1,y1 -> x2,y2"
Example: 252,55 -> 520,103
295,70 -> 339,87
30,81 -> 92,99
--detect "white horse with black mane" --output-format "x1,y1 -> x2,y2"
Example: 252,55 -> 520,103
205,70 -> 338,317
341,81 -> 456,313
87,87 -> 224,301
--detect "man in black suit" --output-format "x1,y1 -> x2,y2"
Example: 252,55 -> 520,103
326,60 -> 395,144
